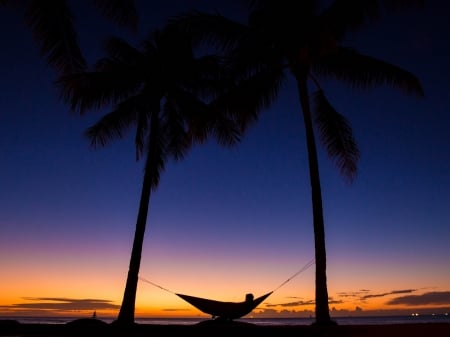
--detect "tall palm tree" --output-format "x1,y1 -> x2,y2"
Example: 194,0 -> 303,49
168,0 -> 424,325
2,0 -> 137,74
57,28 -> 240,325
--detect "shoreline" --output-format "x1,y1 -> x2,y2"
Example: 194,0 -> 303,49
1,320 -> 450,337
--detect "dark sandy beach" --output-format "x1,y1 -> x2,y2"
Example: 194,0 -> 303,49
1,319 -> 450,337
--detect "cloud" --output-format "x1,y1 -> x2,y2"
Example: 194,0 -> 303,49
387,291 -> 450,306
265,296 -> 342,308
336,289 -> 371,299
252,308 -> 314,318
162,308 -> 191,312
337,292 -> 360,298
328,299 -> 344,305
362,289 -> 416,300
265,299 -> 315,308
3,297 -> 119,311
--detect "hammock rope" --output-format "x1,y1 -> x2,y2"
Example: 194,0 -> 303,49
139,258 -> 315,295
139,277 -> 176,294
272,257 -> 315,292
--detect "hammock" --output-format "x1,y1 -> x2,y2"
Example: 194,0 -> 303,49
175,291 -> 273,320
140,258 -> 314,320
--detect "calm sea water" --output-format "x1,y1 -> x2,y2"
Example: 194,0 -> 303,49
3,315 -> 450,326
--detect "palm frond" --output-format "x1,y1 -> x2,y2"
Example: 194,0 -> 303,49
162,100 -> 191,161
164,86 -> 241,148
103,37 -> 144,63
133,90 -> 163,161
320,0 -> 381,40
165,88 -> 210,144
84,95 -> 142,148
210,66 -> 285,132
185,55 -> 230,99
166,11 -> 247,51
25,0 -> 86,74
145,112 -> 168,191
56,66 -> 142,114
91,0 -> 138,31
313,47 -> 424,97
134,110 -> 149,161
312,90 -> 360,182
209,113 -> 242,147
225,24 -> 286,79
184,92 -> 242,147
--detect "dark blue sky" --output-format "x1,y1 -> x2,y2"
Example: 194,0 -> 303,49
1,0 -> 449,317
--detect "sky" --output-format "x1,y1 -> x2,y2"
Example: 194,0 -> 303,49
0,0 -> 449,319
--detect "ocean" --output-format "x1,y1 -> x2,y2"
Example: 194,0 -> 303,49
3,314 -> 450,326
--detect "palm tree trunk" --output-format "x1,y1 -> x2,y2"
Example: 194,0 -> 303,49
293,69 -> 333,326
115,152 -> 153,325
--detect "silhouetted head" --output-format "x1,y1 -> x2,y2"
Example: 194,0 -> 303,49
245,293 -> 254,302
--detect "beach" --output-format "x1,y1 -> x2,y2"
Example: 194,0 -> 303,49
1,319 -> 449,337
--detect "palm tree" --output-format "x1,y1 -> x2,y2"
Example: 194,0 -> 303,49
57,29 -> 240,325
167,0 -> 424,325
1,0 -> 137,74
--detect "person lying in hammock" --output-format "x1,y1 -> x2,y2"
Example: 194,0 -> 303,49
210,294 -> 254,320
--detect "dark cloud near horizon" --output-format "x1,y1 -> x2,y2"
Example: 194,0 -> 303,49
264,289 -> 450,310
337,289 -> 374,299
265,299 -> 314,308
387,291 -> 450,306
337,289 -> 418,302
362,289 -> 416,300
253,308 -> 314,318
3,297 -> 119,311
265,298 -> 343,308
162,308 -> 191,312
337,291 -> 364,298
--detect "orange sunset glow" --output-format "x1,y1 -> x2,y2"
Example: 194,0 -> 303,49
2,239 -> 449,319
